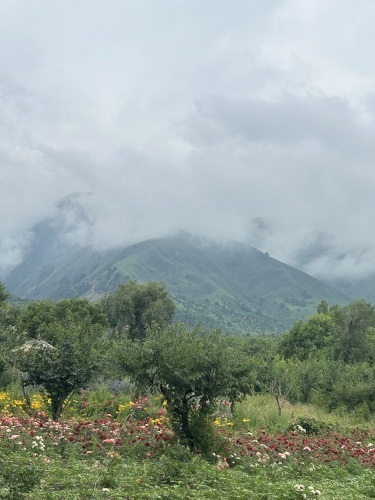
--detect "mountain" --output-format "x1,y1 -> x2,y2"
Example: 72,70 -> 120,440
5,219 -> 351,334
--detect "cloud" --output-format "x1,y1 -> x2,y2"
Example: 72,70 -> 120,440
1,1 -> 375,280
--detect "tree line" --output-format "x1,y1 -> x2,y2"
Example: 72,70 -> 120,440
1,280 -> 375,450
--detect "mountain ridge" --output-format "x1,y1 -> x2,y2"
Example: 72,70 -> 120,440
5,226 -> 351,334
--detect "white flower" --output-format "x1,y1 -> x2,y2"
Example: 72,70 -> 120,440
294,484 -> 305,492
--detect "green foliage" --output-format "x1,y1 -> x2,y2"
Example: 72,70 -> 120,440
278,313 -> 335,361
13,298 -> 108,420
257,356 -> 300,415
102,281 -> 176,340
287,416 -> 333,435
330,299 -> 375,363
119,323 -> 253,450
279,299 -> 375,365
0,282 -> 9,304
316,299 -> 329,314
0,453 -> 42,499
148,444 -> 196,486
17,298 -> 107,341
329,362 -> 375,413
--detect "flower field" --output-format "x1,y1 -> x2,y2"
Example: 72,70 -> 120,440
1,392 -> 375,498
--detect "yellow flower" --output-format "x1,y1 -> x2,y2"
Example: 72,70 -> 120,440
12,400 -> 26,406
242,418 -> 250,423
151,418 -> 165,426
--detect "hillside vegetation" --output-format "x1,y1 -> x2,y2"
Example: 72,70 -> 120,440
6,226 -> 350,333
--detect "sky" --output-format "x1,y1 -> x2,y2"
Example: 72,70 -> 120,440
1,0 -> 375,280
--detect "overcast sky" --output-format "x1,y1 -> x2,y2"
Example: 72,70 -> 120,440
1,0 -> 375,279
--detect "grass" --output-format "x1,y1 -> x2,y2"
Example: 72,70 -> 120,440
1,390 -> 375,499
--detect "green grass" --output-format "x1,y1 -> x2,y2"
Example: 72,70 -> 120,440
2,445 -> 375,499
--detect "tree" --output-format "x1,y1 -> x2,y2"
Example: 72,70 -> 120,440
330,300 -> 375,363
118,323 -> 253,451
278,313 -> 335,361
13,298 -> 108,420
0,282 -> 9,305
330,362 -> 375,414
0,284 -> 23,387
102,281 -> 176,340
256,356 -> 299,415
317,299 -> 329,314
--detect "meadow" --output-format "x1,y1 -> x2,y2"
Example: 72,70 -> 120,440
1,387 -> 375,499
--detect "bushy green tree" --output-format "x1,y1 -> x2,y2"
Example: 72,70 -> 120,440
118,323 -> 253,451
102,281 -> 176,340
330,300 -> 375,363
278,313 -> 335,361
0,281 -> 9,304
13,298 -> 108,420
0,283 -> 23,387
330,362 -> 375,415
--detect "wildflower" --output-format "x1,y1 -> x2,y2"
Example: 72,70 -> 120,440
294,484 -> 305,492
308,486 -> 321,495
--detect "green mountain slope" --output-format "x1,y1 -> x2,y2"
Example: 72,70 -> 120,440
6,231 -> 351,334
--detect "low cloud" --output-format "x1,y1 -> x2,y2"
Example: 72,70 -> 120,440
1,1 -> 375,281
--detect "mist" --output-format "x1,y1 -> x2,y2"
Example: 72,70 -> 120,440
1,1 -> 375,281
